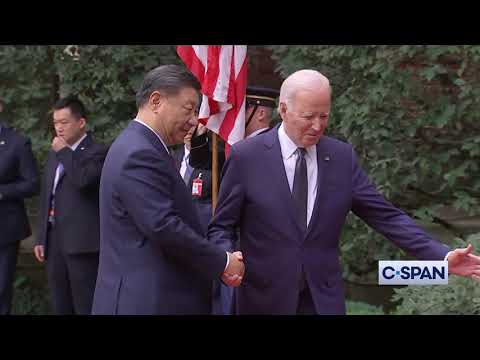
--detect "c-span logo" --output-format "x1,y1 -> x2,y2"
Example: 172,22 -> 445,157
378,261 -> 448,285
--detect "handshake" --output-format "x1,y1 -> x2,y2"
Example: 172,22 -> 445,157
222,251 -> 245,287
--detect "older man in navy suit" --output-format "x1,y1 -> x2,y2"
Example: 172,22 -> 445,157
92,65 -> 244,315
208,69 -> 480,315
0,102 -> 40,314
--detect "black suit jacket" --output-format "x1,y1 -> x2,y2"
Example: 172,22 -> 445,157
189,131 -> 226,172
35,133 -> 108,256
0,124 -> 40,245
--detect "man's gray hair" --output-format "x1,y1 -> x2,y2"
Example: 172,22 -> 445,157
279,69 -> 331,110
136,64 -> 201,109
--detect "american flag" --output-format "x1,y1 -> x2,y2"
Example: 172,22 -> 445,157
177,45 -> 248,146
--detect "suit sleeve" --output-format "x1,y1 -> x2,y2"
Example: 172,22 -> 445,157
350,147 -> 449,260
34,156 -> 52,247
207,146 -> 244,252
118,149 -> 227,281
0,137 -> 40,200
55,143 -> 108,190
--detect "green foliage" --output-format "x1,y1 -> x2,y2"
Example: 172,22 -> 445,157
0,46 -> 57,167
12,275 -> 51,315
52,45 -> 180,147
346,300 -> 384,315
0,45 -> 180,169
339,213 -> 406,283
269,45 -> 480,282
392,233 -> 480,315
0,45 -> 180,219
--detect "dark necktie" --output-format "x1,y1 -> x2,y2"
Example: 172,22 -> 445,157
292,148 -> 308,229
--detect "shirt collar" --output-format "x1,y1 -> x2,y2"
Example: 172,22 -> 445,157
246,127 -> 268,139
183,144 -> 190,159
277,123 -> 316,160
133,118 -> 169,154
70,133 -> 87,151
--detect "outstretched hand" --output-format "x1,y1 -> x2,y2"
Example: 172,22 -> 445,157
448,244 -> 480,281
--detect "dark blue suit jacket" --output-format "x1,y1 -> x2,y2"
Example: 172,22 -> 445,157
208,125 -> 450,315
35,133 -> 108,255
92,121 -> 227,315
0,124 -> 40,246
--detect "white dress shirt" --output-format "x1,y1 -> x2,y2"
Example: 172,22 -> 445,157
179,145 -> 191,178
277,123 -> 318,227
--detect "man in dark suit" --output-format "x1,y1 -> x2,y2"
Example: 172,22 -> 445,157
244,86 -> 280,139
185,86 -> 280,315
171,125 -> 219,235
186,85 -> 280,233
208,69 -> 480,315
92,64 -> 244,315
0,102 -> 40,314
188,85 -> 279,170
34,97 -> 108,315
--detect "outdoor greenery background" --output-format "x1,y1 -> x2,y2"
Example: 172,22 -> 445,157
270,45 -> 480,282
2,45 -> 479,314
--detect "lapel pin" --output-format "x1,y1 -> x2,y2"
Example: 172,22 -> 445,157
0,140 -> 5,146
80,147 -> 85,150
324,155 -> 330,161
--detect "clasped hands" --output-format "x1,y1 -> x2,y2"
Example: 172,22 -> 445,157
222,251 -> 245,287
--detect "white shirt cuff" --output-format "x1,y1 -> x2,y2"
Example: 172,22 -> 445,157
444,251 -> 452,261
224,252 -> 230,272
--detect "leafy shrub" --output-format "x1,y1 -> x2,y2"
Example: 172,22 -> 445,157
269,45 -> 480,282
12,275 -> 51,315
391,233 -> 480,315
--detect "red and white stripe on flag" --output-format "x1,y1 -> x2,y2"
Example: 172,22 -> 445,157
177,45 -> 247,146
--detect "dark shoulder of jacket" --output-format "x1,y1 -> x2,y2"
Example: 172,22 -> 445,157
228,135 -> 263,162
82,137 -> 109,159
4,125 -> 30,145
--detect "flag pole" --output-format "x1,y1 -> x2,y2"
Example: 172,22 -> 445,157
211,132 -> 219,214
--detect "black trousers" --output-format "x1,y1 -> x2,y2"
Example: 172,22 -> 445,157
46,225 -> 99,315
0,242 -> 19,315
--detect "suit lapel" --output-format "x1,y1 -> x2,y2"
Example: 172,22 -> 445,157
129,120 -> 179,180
305,137 -> 331,238
263,126 -> 304,236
